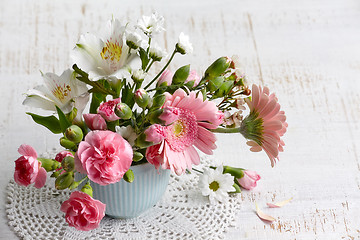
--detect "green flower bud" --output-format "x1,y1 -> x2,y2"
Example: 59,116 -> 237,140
66,108 -> 78,123
133,151 -> 144,162
55,172 -> 74,190
204,57 -> 231,79
37,158 -> 61,172
134,89 -> 150,109
115,103 -> 133,120
50,171 -> 61,178
213,81 -> 234,98
68,181 -> 80,190
123,169 -> 134,183
223,166 -> 244,179
81,182 -> 93,197
60,137 -> 77,150
172,65 -> 190,85
61,156 -> 75,172
64,125 -> 83,143
207,76 -> 225,92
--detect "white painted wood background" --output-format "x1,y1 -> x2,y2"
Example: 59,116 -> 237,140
1,0 -> 360,239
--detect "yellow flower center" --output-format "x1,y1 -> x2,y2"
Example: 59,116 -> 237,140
100,40 -> 122,62
172,121 -> 184,136
209,181 -> 220,192
52,84 -> 71,102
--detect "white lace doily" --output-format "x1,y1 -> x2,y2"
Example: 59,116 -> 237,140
6,156 -> 242,240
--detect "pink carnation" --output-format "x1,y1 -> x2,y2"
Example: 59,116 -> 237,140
145,124 -> 166,144
14,144 -> 47,188
97,98 -> 121,122
237,170 -> 261,190
185,70 -> 201,87
55,151 -> 73,163
60,191 -> 105,231
76,130 -> 133,185
83,113 -> 107,130
146,89 -> 221,175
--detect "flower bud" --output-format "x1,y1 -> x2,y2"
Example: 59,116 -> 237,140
132,69 -> 146,83
133,151 -> 144,162
55,172 -> 74,190
83,114 -> 107,130
157,70 -> 173,87
65,125 -> 83,143
126,32 -> 143,50
68,181 -> 80,190
123,169 -> 134,183
184,70 -> 201,87
207,76 -> 224,92
61,156 -> 75,172
213,81 -> 234,98
60,137 -> 77,150
81,182 -> 93,197
37,158 -> 61,172
50,171 -> 61,178
205,57 -> 231,79
223,166 -> 244,179
237,170 -> 261,190
115,103 -> 132,120
149,44 -> 167,61
175,32 -> 193,55
134,89 -> 150,109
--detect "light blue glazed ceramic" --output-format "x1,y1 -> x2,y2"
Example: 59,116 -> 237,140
84,163 -> 170,219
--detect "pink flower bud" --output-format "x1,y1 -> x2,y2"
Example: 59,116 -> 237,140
97,98 -> 121,122
60,191 -> 105,231
83,114 -> 107,130
14,144 -> 47,189
212,110 -> 224,126
144,124 -> 166,144
237,170 -> 261,190
159,106 -> 180,125
185,70 -> 201,87
157,69 -> 173,87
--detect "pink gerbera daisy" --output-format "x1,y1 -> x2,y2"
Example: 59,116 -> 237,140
240,84 -> 287,167
146,89 -> 221,175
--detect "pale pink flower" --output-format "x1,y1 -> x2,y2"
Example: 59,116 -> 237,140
237,170 -> 261,190
185,70 -> 201,87
76,130 -> 133,185
14,144 -> 47,188
60,191 -> 106,231
144,124 -> 166,144
146,89 -> 221,175
97,98 -> 121,122
83,113 -> 107,130
241,84 -> 288,166
157,69 -> 173,86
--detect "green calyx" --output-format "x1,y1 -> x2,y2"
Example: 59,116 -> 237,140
239,111 -> 264,146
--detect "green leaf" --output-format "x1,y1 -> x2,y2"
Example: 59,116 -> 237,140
172,64 -> 190,85
139,47 -> 150,70
90,92 -> 105,114
26,112 -> 62,134
121,83 -> 135,108
56,106 -> 71,132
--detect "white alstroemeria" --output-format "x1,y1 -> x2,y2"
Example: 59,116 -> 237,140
115,125 -> 137,146
149,44 -> 167,61
72,18 -> 140,81
136,12 -> 165,36
198,166 -> 235,204
23,69 -> 89,114
176,32 -> 193,55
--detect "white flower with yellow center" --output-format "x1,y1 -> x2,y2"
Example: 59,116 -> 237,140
198,165 -> 235,203
23,69 -> 89,114
72,18 -> 140,81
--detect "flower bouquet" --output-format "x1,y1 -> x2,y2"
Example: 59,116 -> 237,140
13,13 -> 287,231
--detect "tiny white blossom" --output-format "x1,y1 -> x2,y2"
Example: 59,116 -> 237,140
137,12 -> 165,36
126,32 -> 144,49
149,44 -> 167,61
115,125 -> 137,146
176,32 -> 193,55
198,166 -> 235,204
132,69 -> 146,82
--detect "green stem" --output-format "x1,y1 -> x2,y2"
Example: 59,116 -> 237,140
146,38 -> 152,54
144,50 -> 177,90
145,59 -> 155,72
192,168 -> 204,174
210,127 -> 240,134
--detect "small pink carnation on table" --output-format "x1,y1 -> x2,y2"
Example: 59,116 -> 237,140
14,144 -> 47,188
76,130 -> 133,185
146,89 -> 221,175
237,170 -> 261,190
83,113 -> 107,130
61,191 -> 106,231
97,98 -> 121,121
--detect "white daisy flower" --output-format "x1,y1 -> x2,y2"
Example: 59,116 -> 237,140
23,69 -> 89,115
115,125 -> 137,146
72,18 -> 140,81
132,69 -> 146,82
198,166 -> 235,203
137,12 -> 165,36
126,32 -> 147,50
149,44 -> 167,61
176,32 -> 193,55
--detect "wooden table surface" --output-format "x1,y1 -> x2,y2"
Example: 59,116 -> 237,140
1,0 -> 360,239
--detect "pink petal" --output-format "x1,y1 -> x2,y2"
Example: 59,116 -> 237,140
256,203 -> 275,222
18,144 -> 38,158
34,167 -> 47,188
267,197 -> 293,208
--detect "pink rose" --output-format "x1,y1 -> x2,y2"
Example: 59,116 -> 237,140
97,98 -> 121,121
238,170 -> 261,190
60,191 -> 105,231
157,69 -> 173,86
76,130 -> 133,185
14,144 -> 47,188
185,70 -> 201,87
83,113 -> 107,130
144,124 -> 165,144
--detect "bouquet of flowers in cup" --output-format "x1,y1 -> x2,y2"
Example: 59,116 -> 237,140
13,13 -> 287,231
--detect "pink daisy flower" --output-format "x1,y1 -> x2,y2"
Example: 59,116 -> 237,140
241,84 -> 287,167
146,89 -> 221,175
